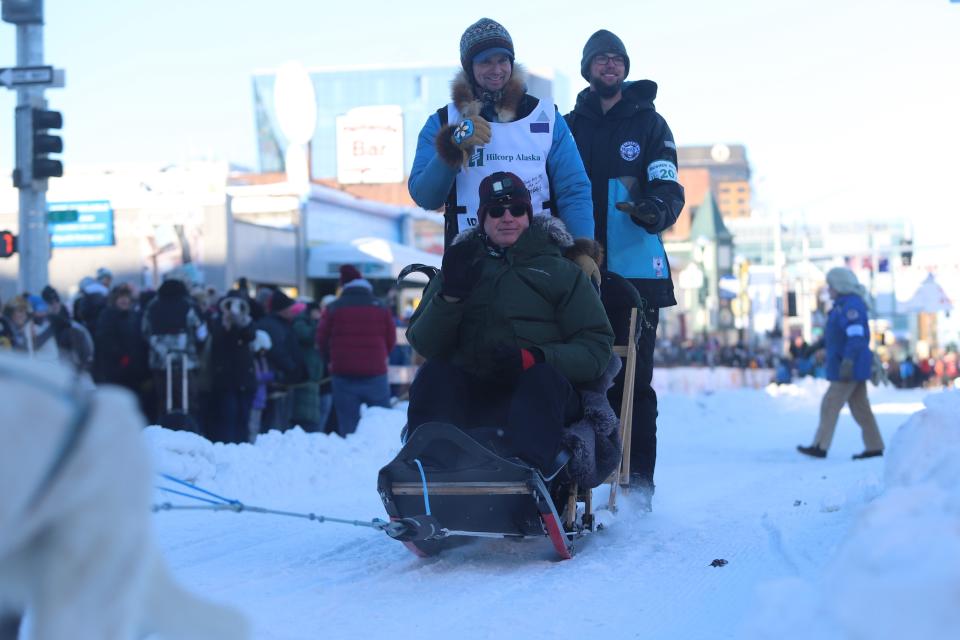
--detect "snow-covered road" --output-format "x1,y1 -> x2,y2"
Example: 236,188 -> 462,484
149,379 -> 956,640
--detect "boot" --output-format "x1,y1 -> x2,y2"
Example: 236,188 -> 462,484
852,449 -> 883,460
628,474 -> 655,512
797,444 -> 827,458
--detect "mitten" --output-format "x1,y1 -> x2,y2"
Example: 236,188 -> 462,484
440,242 -> 482,300
435,117 -> 492,167
573,254 -> 601,289
563,238 -> 604,289
451,116 -> 491,150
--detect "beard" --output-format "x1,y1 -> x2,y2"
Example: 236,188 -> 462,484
590,76 -> 623,99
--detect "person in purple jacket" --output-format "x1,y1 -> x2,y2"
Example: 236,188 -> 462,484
798,267 -> 884,460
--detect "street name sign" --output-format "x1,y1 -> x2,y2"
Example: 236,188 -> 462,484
0,65 -> 64,89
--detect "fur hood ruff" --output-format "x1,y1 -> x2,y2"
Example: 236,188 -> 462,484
450,65 -> 529,123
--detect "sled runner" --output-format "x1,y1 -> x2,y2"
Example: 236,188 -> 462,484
378,422 -> 574,559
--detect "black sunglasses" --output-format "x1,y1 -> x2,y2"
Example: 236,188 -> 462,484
486,204 -> 531,219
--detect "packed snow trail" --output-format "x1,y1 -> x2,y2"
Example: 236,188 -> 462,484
150,380 -> 934,639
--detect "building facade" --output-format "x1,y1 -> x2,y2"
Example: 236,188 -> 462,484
252,64 -> 567,203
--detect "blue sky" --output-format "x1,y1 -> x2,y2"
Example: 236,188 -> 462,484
1,0 -> 958,246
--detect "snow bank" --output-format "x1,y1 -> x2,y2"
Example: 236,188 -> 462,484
147,405 -> 406,511
746,390 -> 960,640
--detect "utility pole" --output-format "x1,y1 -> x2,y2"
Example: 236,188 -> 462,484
2,0 -> 65,293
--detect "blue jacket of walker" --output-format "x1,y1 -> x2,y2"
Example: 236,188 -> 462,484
824,293 -> 872,382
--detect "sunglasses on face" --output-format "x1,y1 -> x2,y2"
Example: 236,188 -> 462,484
485,204 -> 531,219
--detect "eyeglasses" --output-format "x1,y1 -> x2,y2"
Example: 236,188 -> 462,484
593,54 -> 625,66
485,204 -> 531,219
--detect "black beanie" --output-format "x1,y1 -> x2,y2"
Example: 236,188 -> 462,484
580,29 -> 630,81
270,288 -> 295,314
41,285 -> 60,304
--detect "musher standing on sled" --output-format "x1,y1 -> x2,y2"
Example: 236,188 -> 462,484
405,172 -> 613,476
408,17 -> 595,248
565,30 -> 686,509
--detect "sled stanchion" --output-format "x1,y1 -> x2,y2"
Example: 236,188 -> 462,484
565,482 -> 578,530
618,307 -> 639,487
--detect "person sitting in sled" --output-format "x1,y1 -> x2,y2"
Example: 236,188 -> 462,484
405,171 -> 614,475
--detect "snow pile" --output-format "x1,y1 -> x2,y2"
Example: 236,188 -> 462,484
148,405 -> 405,511
746,390 -> 960,640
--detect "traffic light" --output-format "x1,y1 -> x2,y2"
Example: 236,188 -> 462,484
0,230 -> 17,258
2,0 -> 43,25
31,108 -> 63,179
14,105 -> 63,186
900,240 -> 913,267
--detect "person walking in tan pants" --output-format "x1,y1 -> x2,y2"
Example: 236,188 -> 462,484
798,267 -> 885,460
809,380 -> 884,454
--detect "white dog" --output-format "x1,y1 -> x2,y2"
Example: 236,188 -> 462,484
0,352 -> 249,640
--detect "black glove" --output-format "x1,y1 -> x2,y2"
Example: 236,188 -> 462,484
490,343 -> 543,381
440,242 -> 481,300
615,199 -> 665,232
839,358 -> 854,381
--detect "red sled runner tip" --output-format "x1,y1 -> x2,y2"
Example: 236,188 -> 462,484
541,512 -> 573,560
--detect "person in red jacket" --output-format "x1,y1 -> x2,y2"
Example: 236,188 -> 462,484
316,265 -> 397,436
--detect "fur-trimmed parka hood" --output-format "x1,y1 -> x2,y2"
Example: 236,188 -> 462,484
451,214 -> 574,250
451,65 -> 529,123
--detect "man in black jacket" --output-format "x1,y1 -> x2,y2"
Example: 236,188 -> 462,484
565,29 -> 685,508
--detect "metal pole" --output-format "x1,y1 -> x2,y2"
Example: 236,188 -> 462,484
16,21 -> 49,294
773,209 -> 788,354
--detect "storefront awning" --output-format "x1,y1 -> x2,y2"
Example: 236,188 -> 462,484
307,238 -> 440,280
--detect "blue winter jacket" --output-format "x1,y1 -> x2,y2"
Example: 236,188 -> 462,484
408,94 -> 594,241
824,293 -> 872,382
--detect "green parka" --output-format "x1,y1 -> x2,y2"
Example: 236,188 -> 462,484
407,217 -> 613,384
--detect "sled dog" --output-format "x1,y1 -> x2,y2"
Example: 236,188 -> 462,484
0,352 -> 248,639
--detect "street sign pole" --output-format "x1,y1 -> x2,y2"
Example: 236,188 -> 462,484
16,20 -> 49,294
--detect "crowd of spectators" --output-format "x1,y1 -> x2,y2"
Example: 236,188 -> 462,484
0,264 -> 406,443
655,336 -> 780,370
884,348 -> 958,389
654,333 -> 959,391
